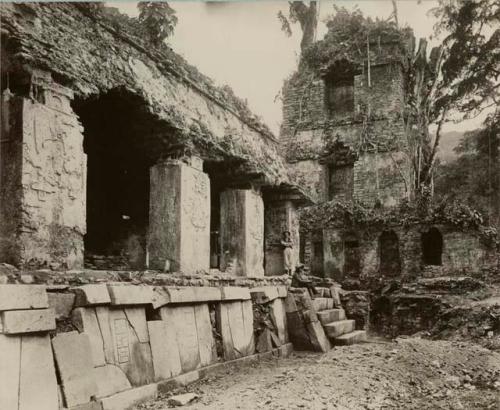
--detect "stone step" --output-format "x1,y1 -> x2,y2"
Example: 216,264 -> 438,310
314,287 -> 331,298
323,319 -> 355,339
333,330 -> 367,346
312,297 -> 334,312
317,309 -> 346,325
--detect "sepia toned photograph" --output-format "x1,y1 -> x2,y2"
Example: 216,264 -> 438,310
0,0 -> 499,409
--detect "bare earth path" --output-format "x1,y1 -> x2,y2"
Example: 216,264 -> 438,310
138,339 -> 500,410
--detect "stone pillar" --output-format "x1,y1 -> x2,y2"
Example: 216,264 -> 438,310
0,71 -> 86,269
220,189 -> 264,277
264,200 -> 300,275
148,158 -> 210,273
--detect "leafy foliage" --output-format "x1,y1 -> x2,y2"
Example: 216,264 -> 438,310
435,111 -> 500,228
137,2 -> 178,47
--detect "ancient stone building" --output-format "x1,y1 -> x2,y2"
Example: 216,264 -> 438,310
0,3 -> 310,277
280,21 -> 499,284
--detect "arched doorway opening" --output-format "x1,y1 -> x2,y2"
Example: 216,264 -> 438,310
379,230 -> 401,276
421,227 -> 443,266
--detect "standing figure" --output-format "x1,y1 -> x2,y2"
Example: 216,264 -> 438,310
281,230 -> 294,275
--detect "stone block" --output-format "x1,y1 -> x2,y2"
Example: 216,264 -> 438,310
194,304 -> 217,366
72,307 -> 106,367
277,343 -> 294,358
333,330 -> 367,346
160,305 -> 201,372
48,292 -> 75,319
93,365 -> 131,399
165,286 -> 221,304
67,402 -> 103,410
0,284 -> 48,310
221,286 -> 251,301
250,286 -> 279,301
277,286 -> 288,298
217,301 -> 254,360
124,307 -> 149,343
147,320 -> 182,381
305,320 -> 331,353
324,320 -> 356,339
156,371 -> 200,394
283,293 -> 298,313
312,298 -> 330,312
108,308 -> 154,387
1,309 -> 55,334
220,189 -> 264,277
72,284 -> 111,306
0,334 -> 21,410
270,299 -> 287,343
107,284 -> 153,306
168,393 -> 198,406
52,331 -> 98,407
148,161 -> 210,273
317,308 -> 346,325
330,287 -> 341,307
19,334 -> 59,410
285,311 -> 311,350
100,383 -> 157,410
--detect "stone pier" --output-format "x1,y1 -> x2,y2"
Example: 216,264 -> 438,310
220,189 -> 264,277
148,158 -> 210,272
0,71 -> 87,269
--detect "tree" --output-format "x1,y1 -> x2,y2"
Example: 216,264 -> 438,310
435,111 -> 499,227
278,1 -> 318,52
137,2 -> 178,47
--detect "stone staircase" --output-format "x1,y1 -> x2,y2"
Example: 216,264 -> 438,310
312,291 -> 367,346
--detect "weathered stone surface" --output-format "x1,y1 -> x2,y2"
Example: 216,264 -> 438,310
72,307 -> 106,367
220,189 -> 264,277
330,286 -> 342,307
312,298 -> 330,312
48,292 -> 75,319
148,161 -> 210,273
124,307 -> 149,343
194,304 -> 217,367
52,331 -> 97,407
72,284 -> 111,306
93,365 -> 131,399
156,370 -> 200,394
277,286 -> 288,298
166,286 -> 221,304
1,309 -> 55,334
277,342 -> 294,358
0,284 -> 48,310
67,402 -> 103,410
221,286 -> 251,301
317,308 -> 346,325
305,320 -> 331,353
324,319 -> 356,339
270,299 -> 287,344
284,293 -> 299,313
168,393 -> 198,406
95,307 -> 115,364
217,301 -> 255,360
108,308 -> 155,387
0,334 -> 21,410
19,334 -> 59,410
333,330 -> 367,345
0,94 -> 86,270
100,383 -> 157,410
107,284 -> 153,306
160,305 -> 201,372
147,320 -> 182,381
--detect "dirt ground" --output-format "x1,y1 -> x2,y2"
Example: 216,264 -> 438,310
138,338 -> 500,410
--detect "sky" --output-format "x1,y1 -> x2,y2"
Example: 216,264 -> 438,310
115,1 -> 482,136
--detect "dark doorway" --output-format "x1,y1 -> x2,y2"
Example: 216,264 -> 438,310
379,230 -> 401,276
343,234 -> 361,277
421,227 -> 443,266
311,230 -> 324,276
73,90 -> 168,270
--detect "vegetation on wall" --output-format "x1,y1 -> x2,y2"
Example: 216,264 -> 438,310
137,2 -> 178,47
299,199 -> 498,247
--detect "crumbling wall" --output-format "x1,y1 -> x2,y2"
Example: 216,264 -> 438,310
0,85 -> 86,270
0,282 -> 291,410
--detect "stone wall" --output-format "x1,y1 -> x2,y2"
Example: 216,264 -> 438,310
321,224 -> 499,288
0,283 -> 291,410
0,82 -> 86,270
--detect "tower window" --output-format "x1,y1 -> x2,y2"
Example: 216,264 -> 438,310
325,75 -> 354,115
